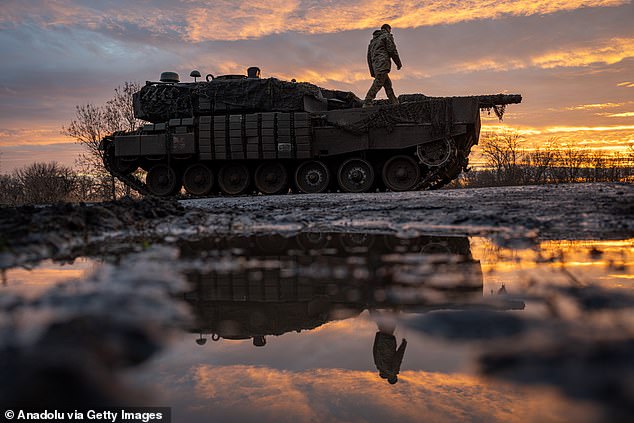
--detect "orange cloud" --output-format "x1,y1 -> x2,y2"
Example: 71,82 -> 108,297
450,37 -> 634,73
0,127 -> 70,147
532,37 -> 634,68
617,81 -> 634,88
563,102 -> 629,111
4,1 -> 624,42
182,0 -> 629,41
545,124 -> 634,133
481,123 -> 634,151
605,112 -> 634,117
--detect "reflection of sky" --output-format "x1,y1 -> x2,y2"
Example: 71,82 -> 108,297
129,323 -> 599,423
3,235 -> 632,421
1,1 -> 633,171
473,238 -> 634,294
2,258 -> 97,298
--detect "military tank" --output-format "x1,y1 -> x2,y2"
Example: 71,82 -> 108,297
100,67 -> 521,196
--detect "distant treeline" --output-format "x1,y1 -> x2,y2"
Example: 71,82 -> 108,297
449,133 -> 634,188
0,162 -> 134,206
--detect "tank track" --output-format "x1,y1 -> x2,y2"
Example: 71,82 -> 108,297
102,138 -> 467,197
102,138 -> 151,196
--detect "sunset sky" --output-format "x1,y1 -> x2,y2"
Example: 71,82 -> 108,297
1,0 -> 633,172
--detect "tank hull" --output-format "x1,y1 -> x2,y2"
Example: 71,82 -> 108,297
104,96 -> 489,196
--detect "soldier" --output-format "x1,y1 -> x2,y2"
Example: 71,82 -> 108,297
363,23 -> 403,107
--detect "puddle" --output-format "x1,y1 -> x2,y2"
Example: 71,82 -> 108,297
1,233 -> 632,422
1,258 -> 99,298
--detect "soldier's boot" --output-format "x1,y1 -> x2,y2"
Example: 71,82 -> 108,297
385,85 -> 399,105
363,92 -> 377,108
364,76 -> 384,107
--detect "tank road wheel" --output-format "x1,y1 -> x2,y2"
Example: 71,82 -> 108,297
183,163 -> 214,196
382,155 -> 421,192
254,161 -> 288,195
146,164 -> 180,197
416,138 -> 454,167
218,163 -> 250,195
337,158 -> 375,193
295,160 -> 330,194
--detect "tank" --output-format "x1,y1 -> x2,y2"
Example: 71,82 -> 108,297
99,67 -> 522,196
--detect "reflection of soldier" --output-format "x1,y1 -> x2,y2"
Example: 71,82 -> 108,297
364,24 -> 402,107
371,311 -> 407,384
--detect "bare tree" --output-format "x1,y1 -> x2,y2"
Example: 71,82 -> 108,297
558,142 -> 587,183
62,82 -> 142,200
12,162 -> 78,205
520,138 -> 558,184
479,131 -> 525,185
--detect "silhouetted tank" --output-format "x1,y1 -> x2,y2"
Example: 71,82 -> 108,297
100,67 -> 522,196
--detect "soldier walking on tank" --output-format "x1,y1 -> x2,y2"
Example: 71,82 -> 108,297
363,23 -> 402,107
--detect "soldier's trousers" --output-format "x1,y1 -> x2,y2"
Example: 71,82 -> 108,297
364,73 -> 398,104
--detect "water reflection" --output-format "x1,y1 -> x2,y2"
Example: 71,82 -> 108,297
1,232 -> 631,422
178,233 -> 524,387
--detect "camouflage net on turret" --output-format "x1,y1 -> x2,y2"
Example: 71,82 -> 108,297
134,78 -> 361,123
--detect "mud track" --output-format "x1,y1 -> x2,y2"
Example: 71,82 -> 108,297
1,183 -> 631,268
184,182 -> 634,242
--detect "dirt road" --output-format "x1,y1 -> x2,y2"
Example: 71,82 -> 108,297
184,182 -> 633,242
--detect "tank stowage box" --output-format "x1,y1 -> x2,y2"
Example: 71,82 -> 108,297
101,70 -> 521,196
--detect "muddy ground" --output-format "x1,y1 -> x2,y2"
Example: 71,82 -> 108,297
1,183 -> 632,269
183,182 -> 634,242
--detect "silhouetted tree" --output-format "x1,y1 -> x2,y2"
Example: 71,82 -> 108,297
62,82 -> 142,200
479,131 -> 524,185
7,162 -> 78,205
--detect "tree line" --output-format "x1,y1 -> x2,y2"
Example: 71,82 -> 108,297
451,132 -> 634,188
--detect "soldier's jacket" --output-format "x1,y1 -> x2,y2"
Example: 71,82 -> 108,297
367,29 -> 402,76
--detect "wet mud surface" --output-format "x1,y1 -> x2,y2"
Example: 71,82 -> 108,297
184,182 -> 634,241
0,183 -> 633,422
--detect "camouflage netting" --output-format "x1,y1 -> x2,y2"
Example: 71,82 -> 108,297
330,98 -> 454,136
134,78 -> 362,123
399,93 -> 522,120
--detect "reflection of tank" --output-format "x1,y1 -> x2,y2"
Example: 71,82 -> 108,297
100,67 -> 521,196
181,233 -> 522,346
